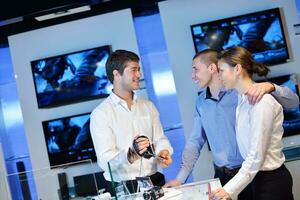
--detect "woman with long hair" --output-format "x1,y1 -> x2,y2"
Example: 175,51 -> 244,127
212,46 -> 293,200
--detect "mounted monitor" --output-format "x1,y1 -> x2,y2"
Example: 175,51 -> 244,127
31,45 -> 112,108
258,74 -> 300,137
191,8 -> 290,66
42,113 -> 96,167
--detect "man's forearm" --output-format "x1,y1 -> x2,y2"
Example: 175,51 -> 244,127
271,84 -> 299,109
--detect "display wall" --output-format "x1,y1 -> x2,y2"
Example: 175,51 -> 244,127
159,0 -> 300,198
8,9 -> 141,199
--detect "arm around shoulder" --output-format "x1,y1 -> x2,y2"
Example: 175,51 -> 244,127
271,84 -> 299,109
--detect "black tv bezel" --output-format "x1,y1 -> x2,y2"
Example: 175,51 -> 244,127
30,45 -> 112,109
42,112 -> 97,168
190,7 -> 290,65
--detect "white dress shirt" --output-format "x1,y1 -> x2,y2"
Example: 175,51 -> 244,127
223,93 -> 285,198
90,92 -> 173,182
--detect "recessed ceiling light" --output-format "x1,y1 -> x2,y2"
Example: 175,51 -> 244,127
34,5 -> 91,21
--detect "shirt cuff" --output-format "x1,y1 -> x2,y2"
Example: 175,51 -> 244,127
270,84 -> 280,95
155,144 -> 173,156
176,168 -> 190,183
223,171 -> 246,199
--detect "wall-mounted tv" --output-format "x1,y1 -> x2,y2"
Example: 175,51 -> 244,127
191,8 -> 290,66
31,45 -> 112,108
258,74 -> 300,137
42,113 -> 96,167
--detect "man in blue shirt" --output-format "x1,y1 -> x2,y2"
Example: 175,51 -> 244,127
165,49 -> 299,200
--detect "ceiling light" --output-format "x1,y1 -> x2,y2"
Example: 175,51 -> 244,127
34,5 -> 91,21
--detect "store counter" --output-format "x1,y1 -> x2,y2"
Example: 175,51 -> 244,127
85,178 -> 221,200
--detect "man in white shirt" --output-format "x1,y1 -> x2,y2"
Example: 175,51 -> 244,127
90,49 -> 173,196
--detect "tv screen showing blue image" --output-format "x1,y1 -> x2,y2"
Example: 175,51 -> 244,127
42,113 -> 96,167
258,74 -> 300,137
191,8 -> 290,66
31,45 -> 112,108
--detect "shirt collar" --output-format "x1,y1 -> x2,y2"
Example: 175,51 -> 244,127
205,86 -> 227,101
110,90 -> 138,106
239,93 -> 249,104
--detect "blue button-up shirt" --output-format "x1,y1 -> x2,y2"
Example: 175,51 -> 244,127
196,88 -> 243,168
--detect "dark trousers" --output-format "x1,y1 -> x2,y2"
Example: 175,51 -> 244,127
104,171 -> 165,197
252,164 -> 294,200
214,165 -> 253,200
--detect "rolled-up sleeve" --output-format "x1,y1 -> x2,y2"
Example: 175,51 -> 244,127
176,109 -> 207,183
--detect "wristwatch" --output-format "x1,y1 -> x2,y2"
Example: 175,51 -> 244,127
269,82 -> 276,92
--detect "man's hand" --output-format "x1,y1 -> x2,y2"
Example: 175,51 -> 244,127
157,150 -> 172,168
211,188 -> 232,200
245,82 -> 275,104
134,135 -> 150,155
164,179 -> 182,188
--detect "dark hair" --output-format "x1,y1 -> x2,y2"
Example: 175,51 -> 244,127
193,49 -> 218,66
217,46 -> 269,77
106,50 -> 140,83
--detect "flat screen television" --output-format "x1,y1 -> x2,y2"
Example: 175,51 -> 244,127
42,113 -> 96,167
191,8 -> 290,66
31,45 -> 112,108
258,74 -> 300,137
